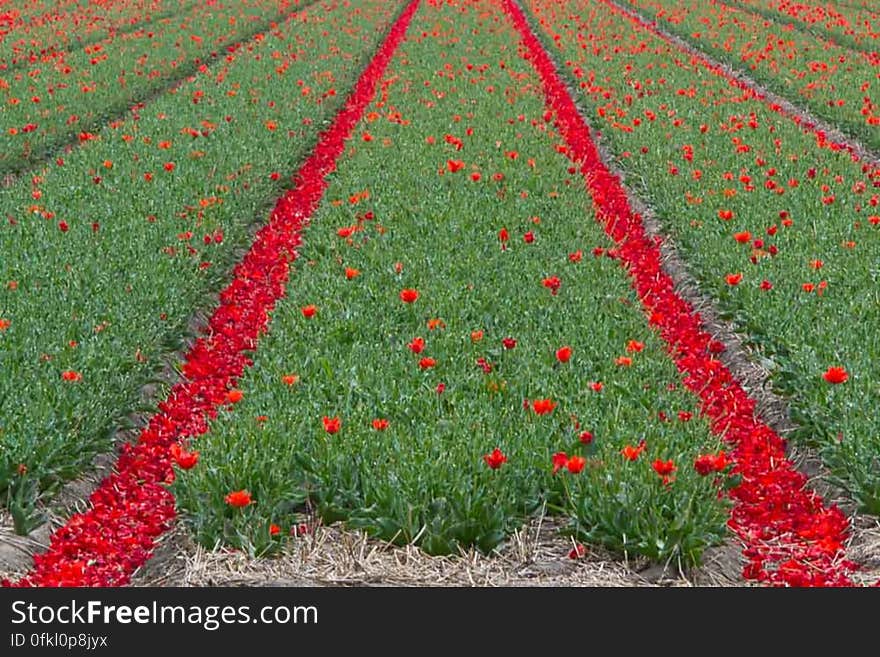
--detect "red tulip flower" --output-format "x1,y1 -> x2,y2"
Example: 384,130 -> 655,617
552,452 -> 569,474
400,288 -> 419,303
532,398 -> 556,415
823,366 -> 848,384
542,276 -> 561,295
651,459 -> 676,477
555,346 -> 572,363
170,444 -> 199,470
566,455 -> 586,474
322,416 -> 341,434
225,490 -> 252,508
483,448 -> 507,470
621,440 -> 646,461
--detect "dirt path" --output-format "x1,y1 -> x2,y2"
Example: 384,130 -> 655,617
129,516 -> 743,588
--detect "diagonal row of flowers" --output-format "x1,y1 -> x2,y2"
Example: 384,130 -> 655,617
500,0 -> 862,586
596,0 -> 880,175
7,0 -> 424,587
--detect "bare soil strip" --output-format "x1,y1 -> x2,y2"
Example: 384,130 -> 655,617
129,515 -> 743,587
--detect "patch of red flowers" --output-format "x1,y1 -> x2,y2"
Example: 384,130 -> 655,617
596,0 -> 878,173
504,0 -> 858,586
8,0 -> 423,588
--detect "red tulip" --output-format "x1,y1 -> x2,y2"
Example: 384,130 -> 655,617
552,452 -> 568,474
400,288 -> 419,303
225,490 -> 252,508
568,544 -> 587,559
652,459 -> 676,477
483,448 -> 507,470
170,444 -> 199,470
566,456 -> 586,474
542,276 -> 561,295
621,440 -> 646,462
822,366 -> 848,384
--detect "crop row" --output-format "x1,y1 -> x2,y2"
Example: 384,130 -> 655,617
1,0 -> 308,174
615,0 -> 880,150
1,0 -> 195,68
11,0 -> 420,588
0,0 -> 402,532
729,0 -> 880,53
524,0 -> 880,512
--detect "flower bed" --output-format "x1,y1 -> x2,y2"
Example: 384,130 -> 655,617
1,0 -> 305,173
525,0 -> 880,520
615,0 -> 880,149
0,0 -> 401,532
174,0 -> 735,567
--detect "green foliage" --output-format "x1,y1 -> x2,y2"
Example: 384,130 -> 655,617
0,0 -> 401,525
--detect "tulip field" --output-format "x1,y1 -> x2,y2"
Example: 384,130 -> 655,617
0,0 -> 878,588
